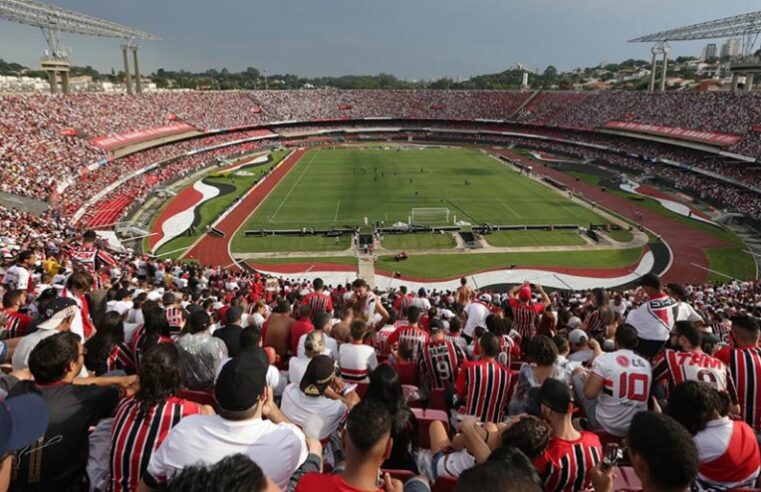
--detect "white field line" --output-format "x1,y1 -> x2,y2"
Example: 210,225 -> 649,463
269,150 -> 320,222
496,197 -> 521,218
333,201 -> 341,221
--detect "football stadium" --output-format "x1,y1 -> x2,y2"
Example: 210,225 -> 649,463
2,1 -> 761,491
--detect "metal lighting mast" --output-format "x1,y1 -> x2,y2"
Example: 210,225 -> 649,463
0,0 -> 159,94
630,10 -> 761,93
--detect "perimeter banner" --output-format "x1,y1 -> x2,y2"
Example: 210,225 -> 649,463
604,121 -> 742,147
90,123 -> 197,150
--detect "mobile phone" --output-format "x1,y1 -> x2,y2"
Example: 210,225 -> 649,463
602,443 -> 620,469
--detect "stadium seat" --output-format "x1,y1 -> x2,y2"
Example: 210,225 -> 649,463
179,389 -> 218,410
432,476 -> 458,492
381,468 -> 416,483
411,408 -> 449,449
428,388 -> 449,412
612,466 -> 642,491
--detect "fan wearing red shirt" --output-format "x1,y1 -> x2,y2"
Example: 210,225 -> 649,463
652,321 -> 739,412
290,304 -> 314,357
0,289 -> 32,339
393,286 -> 414,320
455,332 -> 513,423
715,315 -> 761,437
387,306 -> 429,364
296,400 -> 404,492
534,379 -> 602,492
301,278 -> 334,315
508,282 -> 550,342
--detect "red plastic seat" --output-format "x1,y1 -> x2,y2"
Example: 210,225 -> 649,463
411,407 -> 449,449
432,476 -> 457,492
428,388 -> 448,412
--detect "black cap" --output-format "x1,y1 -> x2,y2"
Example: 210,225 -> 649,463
300,355 -> 336,396
539,379 -> 573,414
214,355 -> 267,411
34,297 -> 79,331
226,306 -> 243,324
115,288 -> 133,301
312,311 -> 331,330
639,273 -> 662,290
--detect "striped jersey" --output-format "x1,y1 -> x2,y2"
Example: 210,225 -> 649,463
387,325 -> 430,363
718,346 -> 761,432
474,334 -> 516,369
109,396 -> 202,492
455,359 -> 512,423
301,291 -> 333,314
107,343 -> 137,375
0,310 -> 32,339
509,299 -> 543,339
164,306 -> 185,331
652,349 -> 738,403
421,339 -> 466,389
583,309 -> 606,343
65,244 -> 116,274
534,432 -> 602,492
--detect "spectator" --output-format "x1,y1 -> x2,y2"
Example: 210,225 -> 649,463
176,309 -> 228,391
142,354 -> 309,490
289,330 -> 326,387
387,306 -> 429,363
665,381 -> 760,491
508,335 -> 565,416
84,310 -> 136,376
421,322 -> 466,390
456,332 -> 512,423
166,454 -> 279,492
462,293 -> 491,340
109,344 -> 212,492
263,298 -> 294,360
11,297 -> 79,371
455,447 -> 543,492
297,311 -> 337,358
290,304 -> 314,357
213,305 -> 244,357
338,320 -> 378,383
509,282 -> 550,344
0,394 -> 50,492
300,278 -> 333,315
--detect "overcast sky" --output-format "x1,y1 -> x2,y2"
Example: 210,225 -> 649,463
0,0 -> 758,80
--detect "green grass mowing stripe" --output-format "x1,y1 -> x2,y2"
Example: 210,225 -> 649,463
230,235 -> 350,253
705,247 -> 757,281
238,147 -> 611,232
483,230 -> 586,247
249,256 -> 357,267
606,229 -> 634,243
376,248 -> 643,279
381,233 -> 456,250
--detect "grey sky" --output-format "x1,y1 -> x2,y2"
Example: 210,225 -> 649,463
0,0 -> 758,80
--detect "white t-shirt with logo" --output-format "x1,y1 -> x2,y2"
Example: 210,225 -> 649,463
590,349 -> 652,436
463,302 -> 490,337
146,414 -> 308,490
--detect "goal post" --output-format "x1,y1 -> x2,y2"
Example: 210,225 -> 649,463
410,207 -> 451,225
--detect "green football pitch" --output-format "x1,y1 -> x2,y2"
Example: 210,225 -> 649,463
236,147 -> 609,232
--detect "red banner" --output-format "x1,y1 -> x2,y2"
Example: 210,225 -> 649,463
90,123 -> 197,150
752,124 -> 761,133
338,104 -> 353,110
604,121 -> 741,147
430,103 -> 446,110
60,128 -> 77,137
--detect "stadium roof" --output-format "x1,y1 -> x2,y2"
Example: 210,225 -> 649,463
629,10 -> 761,43
0,0 -> 159,40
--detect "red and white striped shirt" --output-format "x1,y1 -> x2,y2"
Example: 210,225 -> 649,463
301,292 -> 333,314
109,395 -> 202,492
509,299 -> 543,340
717,346 -> 761,432
66,244 -> 116,274
421,339 -> 465,389
534,432 -> 602,492
387,325 -> 430,363
652,349 -> 738,404
455,359 -> 512,423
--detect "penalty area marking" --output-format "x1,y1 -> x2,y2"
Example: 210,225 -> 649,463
496,197 -> 521,219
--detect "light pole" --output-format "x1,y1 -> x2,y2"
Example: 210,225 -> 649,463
263,68 -> 268,90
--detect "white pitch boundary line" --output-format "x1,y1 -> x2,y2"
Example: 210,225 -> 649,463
333,201 -> 341,221
269,150 -> 320,222
496,197 -> 521,219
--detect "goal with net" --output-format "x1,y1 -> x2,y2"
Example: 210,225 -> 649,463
410,207 -> 451,225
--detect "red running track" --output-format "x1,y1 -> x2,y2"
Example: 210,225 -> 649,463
496,149 -> 727,284
185,149 -> 308,270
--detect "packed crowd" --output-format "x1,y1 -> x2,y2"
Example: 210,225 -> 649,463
0,202 -> 760,491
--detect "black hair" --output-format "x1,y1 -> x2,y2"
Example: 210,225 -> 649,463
457,448 -> 543,492
313,278 -> 324,291
184,310 -> 212,335
552,334 -> 569,354
136,344 -> 182,412
479,331 -> 501,358
345,399 -> 393,454
673,320 -> 701,348
627,412 -> 699,489
350,319 -> 367,341
732,314 -> 760,342
665,381 -> 722,435
615,323 -> 639,350
84,311 -> 126,375
500,415 -> 552,460
407,306 -> 421,323
529,335 -> 558,366
139,306 -> 172,355
240,327 -> 262,350
2,289 -> 23,309
66,270 -> 93,292
167,454 -> 267,492
29,331 -> 81,384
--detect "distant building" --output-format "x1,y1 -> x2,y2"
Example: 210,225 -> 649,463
702,43 -> 718,60
720,38 -> 741,58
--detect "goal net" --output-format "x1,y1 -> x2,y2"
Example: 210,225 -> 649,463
410,207 -> 451,225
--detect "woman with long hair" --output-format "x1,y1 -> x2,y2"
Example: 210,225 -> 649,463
109,344 -> 213,492
583,288 -> 615,343
176,309 -> 228,391
133,305 -> 173,367
364,364 -> 419,472
84,311 -> 136,376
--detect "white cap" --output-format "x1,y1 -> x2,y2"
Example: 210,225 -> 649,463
569,328 -> 588,345
479,293 -> 492,303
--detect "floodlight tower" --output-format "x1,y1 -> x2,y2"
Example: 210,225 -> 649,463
649,45 -> 662,92
0,0 -> 158,94
660,43 -> 671,92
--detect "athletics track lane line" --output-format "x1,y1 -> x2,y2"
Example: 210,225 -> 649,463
185,149 -> 308,269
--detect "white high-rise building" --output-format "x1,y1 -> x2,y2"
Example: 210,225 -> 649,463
720,38 -> 741,58
702,43 -> 718,61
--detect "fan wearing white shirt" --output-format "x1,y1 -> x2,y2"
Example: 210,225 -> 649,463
289,331 -> 326,387
296,312 -> 338,359
338,320 -> 378,383
141,352 -> 309,491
